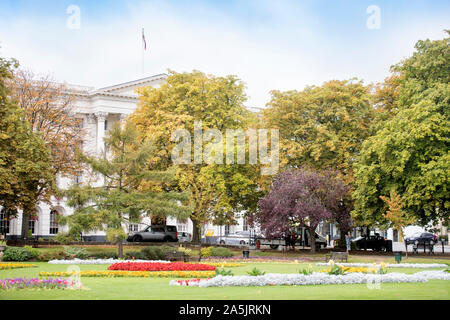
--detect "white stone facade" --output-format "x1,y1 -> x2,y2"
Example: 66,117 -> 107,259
1,74 -> 250,241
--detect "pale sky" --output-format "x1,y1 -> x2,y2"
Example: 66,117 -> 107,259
0,0 -> 449,108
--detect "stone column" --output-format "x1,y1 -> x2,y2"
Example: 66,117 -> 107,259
119,113 -> 128,129
95,112 -> 108,154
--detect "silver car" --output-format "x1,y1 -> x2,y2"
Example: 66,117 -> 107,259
127,225 -> 178,242
218,231 -> 251,246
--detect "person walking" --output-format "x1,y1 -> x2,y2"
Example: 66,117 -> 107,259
345,232 -> 351,253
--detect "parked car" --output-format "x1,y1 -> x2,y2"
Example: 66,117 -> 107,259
127,225 -> 178,242
178,232 -> 192,243
352,233 -> 390,251
218,231 -> 251,246
404,232 -> 438,246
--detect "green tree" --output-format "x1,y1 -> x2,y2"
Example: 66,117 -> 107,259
263,80 -> 375,238
130,70 -> 262,243
353,33 -> 449,227
63,122 -> 190,257
0,57 -> 55,239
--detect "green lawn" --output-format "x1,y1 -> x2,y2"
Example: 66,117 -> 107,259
0,261 -> 449,300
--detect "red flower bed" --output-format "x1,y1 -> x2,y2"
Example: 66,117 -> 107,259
107,262 -> 216,271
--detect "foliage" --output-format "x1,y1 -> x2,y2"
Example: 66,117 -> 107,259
299,266 -> 313,275
263,79 -> 375,185
254,168 -> 349,252
353,33 -> 450,227
1,246 -> 33,261
210,247 -> 234,258
130,70 -> 262,242
0,57 -> 55,239
380,191 -> 416,240
246,267 -> 266,276
54,232 -> 78,245
177,246 -> 195,257
63,122 -> 190,258
139,245 -> 175,260
37,250 -> 66,262
214,268 -> 233,276
63,246 -> 89,259
23,246 -> 39,258
7,69 -> 85,177
200,247 -> 213,258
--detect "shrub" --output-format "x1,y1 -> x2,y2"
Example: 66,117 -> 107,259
23,246 -> 40,258
124,251 -> 146,260
89,252 -> 118,259
37,250 -> 67,262
177,246 -> 195,257
54,232 -> 76,245
2,247 -> 33,261
63,246 -> 89,259
210,247 -> 233,258
200,247 -> 212,257
140,245 -> 175,260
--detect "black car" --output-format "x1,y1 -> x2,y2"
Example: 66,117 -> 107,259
352,234 -> 390,251
404,232 -> 438,246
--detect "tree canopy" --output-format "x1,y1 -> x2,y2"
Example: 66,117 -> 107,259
352,33 -> 449,227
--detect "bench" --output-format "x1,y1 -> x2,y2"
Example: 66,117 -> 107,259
325,251 -> 348,262
166,251 -> 189,262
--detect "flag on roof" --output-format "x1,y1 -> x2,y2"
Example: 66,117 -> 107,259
142,28 -> 147,50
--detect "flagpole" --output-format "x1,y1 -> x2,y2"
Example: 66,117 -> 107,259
142,28 -> 145,77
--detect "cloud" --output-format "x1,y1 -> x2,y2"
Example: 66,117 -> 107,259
0,0 -> 448,108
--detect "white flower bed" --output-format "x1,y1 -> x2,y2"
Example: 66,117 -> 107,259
169,270 -> 450,287
316,262 -> 448,269
48,258 -> 171,265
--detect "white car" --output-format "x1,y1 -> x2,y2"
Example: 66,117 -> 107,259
218,231 -> 252,246
178,232 -> 192,243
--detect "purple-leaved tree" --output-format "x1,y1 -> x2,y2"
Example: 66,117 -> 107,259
254,168 -> 350,252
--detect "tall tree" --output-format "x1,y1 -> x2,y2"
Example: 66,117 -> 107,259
353,33 -> 449,227
7,69 -> 85,177
0,57 -> 55,239
254,168 -> 349,252
130,70 -> 262,243
263,80 -> 374,238
63,122 -> 190,257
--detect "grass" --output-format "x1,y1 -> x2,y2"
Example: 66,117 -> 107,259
0,261 -> 449,300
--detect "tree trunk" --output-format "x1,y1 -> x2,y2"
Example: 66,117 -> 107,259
21,212 -> 30,240
191,219 -> 201,244
117,239 -> 123,259
309,226 -> 316,253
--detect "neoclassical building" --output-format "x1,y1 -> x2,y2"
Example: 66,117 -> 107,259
1,74 -> 249,241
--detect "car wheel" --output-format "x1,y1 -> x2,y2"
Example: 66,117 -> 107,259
220,240 -> 225,245
132,235 -> 142,242
163,236 -> 171,242
240,240 -> 245,245
270,245 -> 279,250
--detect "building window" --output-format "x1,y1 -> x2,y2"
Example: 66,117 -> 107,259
225,225 -> 230,235
0,210 -> 10,235
129,224 -> 139,232
49,210 -> 59,235
242,217 -> 248,231
29,220 -> 35,235
104,120 -> 108,131
177,219 -> 187,232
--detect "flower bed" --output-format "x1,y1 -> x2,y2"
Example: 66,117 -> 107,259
107,262 -> 216,271
316,262 -> 449,269
0,263 -> 38,270
48,259 -> 171,265
169,270 -> 450,287
0,277 -> 77,290
39,270 -> 215,278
